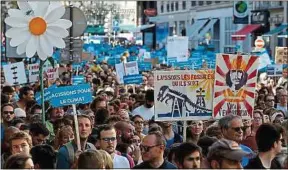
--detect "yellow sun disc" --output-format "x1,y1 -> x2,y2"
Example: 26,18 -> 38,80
29,17 -> 47,36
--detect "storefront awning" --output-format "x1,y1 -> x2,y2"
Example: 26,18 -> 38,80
232,24 -> 261,41
278,31 -> 288,38
263,24 -> 288,37
197,19 -> 218,39
129,24 -> 155,33
187,19 -> 208,40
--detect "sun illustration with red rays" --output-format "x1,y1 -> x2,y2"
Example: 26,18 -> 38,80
213,54 -> 258,118
189,69 -> 214,101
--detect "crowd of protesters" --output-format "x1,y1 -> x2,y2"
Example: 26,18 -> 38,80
1,56 -> 287,169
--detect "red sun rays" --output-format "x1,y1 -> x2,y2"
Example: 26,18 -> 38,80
213,54 -> 258,117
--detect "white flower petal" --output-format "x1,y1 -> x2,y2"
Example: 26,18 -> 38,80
45,6 -> 65,23
46,34 -> 66,48
16,42 -> 27,55
40,34 -> 53,56
6,27 -> 28,38
8,9 -> 24,17
28,2 -> 38,11
37,45 -> 48,61
10,31 -> 31,47
34,2 -> 49,17
17,1 -> 32,12
47,2 -> 62,13
5,17 -> 29,27
26,36 -> 38,58
48,19 -> 72,29
46,26 -> 69,38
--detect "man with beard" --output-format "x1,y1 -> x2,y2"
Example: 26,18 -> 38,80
56,115 -> 96,169
46,107 -> 65,142
114,121 -> 135,167
174,142 -> 202,169
132,89 -> 154,121
97,124 -> 130,168
12,86 -> 34,111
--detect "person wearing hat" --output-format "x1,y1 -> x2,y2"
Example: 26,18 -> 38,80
207,139 -> 251,169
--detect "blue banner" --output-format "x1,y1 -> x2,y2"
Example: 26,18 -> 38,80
156,22 -> 169,49
123,74 -> 143,85
35,86 -> 55,104
72,76 -> 85,85
50,84 -> 93,107
138,62 -> 152,72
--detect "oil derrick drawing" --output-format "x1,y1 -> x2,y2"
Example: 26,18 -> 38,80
195,88 -> 206,114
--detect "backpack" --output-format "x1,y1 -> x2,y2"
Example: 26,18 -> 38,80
64,141 -> 96,166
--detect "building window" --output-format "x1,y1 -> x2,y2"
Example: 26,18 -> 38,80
191,1 -> 196,6
207,1 -> 212,5
182,1 -> 186,10
224,17 -> 237,46
161,1 -> 164,13
199,1 -> 204,6
175,1 -> 179,10
167,2 -> 170,12
171,1 -> 174,11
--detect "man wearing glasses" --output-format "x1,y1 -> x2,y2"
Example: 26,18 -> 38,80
218,115 -> 254,167
97,124 -> 130,169
1,103 -> 15,129
133,131 -> 177,169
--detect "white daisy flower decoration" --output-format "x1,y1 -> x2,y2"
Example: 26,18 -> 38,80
5,1 -> 72,60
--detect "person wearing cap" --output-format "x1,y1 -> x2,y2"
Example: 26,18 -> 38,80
245,123 -> 282,169
207,139 -> 251,169
14,108 -> 26,119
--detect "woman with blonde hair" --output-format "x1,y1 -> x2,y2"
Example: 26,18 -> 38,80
98,150 -> 113,169
54,125 -> 74,150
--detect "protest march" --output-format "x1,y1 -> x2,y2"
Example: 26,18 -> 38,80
1,1 -> 288,169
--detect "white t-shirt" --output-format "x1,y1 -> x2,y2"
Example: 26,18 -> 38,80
132,105 -> 154,120
113,154 -> 130,169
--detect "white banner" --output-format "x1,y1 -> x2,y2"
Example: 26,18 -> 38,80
154,70 -> 214,121
115,63 -> 125,84
3,62 -> 27,85
124,61 -> 139,76
167,36 -> 189,62
43,61 -> 59,80
28,63 -> 40,83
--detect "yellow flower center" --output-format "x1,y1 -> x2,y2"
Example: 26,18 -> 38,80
29,17 -> 47,36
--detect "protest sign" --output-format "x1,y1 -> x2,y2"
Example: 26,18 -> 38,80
124,61 -> 139,76
115,63 -> 125,84
123,74 -> 143,85
50,84 -> 93,107
138,49 -> 146,57
43,61 -> 59,80
28,63 -> 40,83
275,46 -> 288,64
35,86 -> 55,104
143,52 -> 151,59
266,64 -> 283,77
138,62 -> 152,72
154,70 -> 214,121
72,75 -> 85,85
167,36 -> 189,62
213,54 -> 258,119
3,62 -> 27,85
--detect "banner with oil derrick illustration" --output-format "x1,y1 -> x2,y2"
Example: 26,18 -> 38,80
213,54 -> 259,119
154,70 -> 214,121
